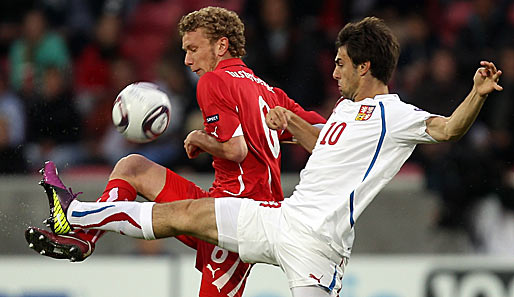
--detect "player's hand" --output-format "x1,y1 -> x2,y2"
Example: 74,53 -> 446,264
266,106 -> 291,130
473,61 -> 503,97
184,130 -> 205,159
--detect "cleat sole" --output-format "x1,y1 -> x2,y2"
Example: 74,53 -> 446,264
24,227 -> 88,262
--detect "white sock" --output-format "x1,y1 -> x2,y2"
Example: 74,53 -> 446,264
67,200 -> 156,240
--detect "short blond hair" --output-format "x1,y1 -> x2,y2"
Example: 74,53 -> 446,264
178,6 -> 246,58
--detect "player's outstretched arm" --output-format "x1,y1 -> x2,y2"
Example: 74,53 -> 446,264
425,61 -> 503,142
266,106 -> 320,153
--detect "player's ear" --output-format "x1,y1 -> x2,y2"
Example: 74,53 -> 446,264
359,61 -> 371,76
216,37 -> 230,57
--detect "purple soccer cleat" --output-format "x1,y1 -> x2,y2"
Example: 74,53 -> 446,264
38,161 -> 81,235
25,226 -> 94,262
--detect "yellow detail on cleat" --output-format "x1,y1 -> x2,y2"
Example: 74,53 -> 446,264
52,189 -> 71,234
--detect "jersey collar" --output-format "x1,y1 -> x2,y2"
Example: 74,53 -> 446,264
215,58 -> 247,70
374,94 -> 400,101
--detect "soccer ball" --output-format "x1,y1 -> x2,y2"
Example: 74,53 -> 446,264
112,82 -> 171,143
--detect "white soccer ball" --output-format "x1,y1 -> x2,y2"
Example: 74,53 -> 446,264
112,82 -> 171,143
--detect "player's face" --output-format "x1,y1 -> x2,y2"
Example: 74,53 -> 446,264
333,46 -> 360,99
182,29 -> 218,77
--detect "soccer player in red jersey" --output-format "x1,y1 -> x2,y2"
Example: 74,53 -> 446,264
25,6 -> 326,297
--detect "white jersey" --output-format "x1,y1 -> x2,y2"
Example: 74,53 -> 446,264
282,94 -> 439,258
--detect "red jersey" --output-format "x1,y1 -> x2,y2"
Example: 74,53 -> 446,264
197,58 -> 325,201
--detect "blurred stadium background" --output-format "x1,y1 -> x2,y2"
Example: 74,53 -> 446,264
0,0 -> 513,296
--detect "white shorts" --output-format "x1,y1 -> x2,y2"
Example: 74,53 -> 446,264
215,198 -> 348,294
214,197 -> 241,253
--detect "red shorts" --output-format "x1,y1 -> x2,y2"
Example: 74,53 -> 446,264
155,169 -> 252,297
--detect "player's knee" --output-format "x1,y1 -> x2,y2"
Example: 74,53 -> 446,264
111,154 -> 151,181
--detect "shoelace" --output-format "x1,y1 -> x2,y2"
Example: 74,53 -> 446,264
68,187 -> 83,199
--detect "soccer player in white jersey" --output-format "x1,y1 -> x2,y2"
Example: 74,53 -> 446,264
32,17 -> 502,297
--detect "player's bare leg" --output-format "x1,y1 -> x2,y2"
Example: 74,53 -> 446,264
152,198 -> 219,245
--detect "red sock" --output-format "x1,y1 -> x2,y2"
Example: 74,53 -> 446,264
73,179 -> 137,243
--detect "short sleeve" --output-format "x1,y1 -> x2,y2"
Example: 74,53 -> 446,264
388,102 -> 440,144
197,72 -> 241,142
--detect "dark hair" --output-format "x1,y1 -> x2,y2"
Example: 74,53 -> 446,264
336,17 -> 400,84
178,6 -> 246,58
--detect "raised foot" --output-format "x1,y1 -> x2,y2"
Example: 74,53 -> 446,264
38,161 -> 81,235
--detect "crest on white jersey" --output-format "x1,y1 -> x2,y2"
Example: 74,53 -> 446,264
355,105 -> 375,121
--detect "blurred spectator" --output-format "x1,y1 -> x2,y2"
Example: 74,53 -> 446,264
435,0 -> 474,46
397,12 -> 440,91
482,44 -> 514,158
74,13 -> 123,125
24,66 -> 83,170
408,47 -> 466,115
478,44 -> 514,187
34,0 -> 93,57
8,9 -> 70,95
454,0 -> 509,75
0,0 -> 32,66
244,0 -> 327,109
37,0 -> 137,56
0,70 -> 26,174
120,0 -> 184,81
